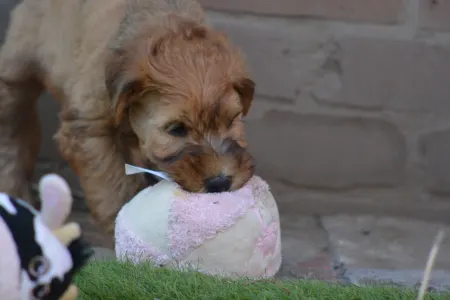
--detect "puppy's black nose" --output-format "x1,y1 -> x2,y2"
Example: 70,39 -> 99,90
205,176 -> 232,193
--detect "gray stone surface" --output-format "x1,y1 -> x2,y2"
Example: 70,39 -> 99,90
327,37 -> 450,115
322,215 -> 450,270
345,269 -> 450,291
420,129 -> 450,194
91,247 -> 116,262
322,215 -> 450,289
208,12 -> 333,102
246,111 -> 407,189
419,0 -> 450,31
201,0 -> 404,24
277,215 -> 334,280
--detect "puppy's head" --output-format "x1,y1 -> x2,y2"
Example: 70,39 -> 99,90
106,16 -> 255,193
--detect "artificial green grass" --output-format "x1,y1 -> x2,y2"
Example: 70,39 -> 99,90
75,260 -> 450,300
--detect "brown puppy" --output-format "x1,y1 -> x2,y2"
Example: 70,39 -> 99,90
0,0 -> 255,232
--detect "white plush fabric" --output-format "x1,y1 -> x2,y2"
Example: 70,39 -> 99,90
115,176 -> 282,278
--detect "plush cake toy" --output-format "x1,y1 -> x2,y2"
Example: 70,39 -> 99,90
0,174 -> 93,300
115,165 -> 282,279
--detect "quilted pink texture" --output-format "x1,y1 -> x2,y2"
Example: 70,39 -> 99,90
168,177 -> 266,259
115,175 -> 282,278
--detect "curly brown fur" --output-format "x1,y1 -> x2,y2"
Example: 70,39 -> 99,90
0,0 -> 255,232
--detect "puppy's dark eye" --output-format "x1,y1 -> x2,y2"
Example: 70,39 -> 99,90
228,112 -> 241,129
227,118 -> 234,129
166,122 -> 188,137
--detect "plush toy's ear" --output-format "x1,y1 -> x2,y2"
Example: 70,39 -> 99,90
39,174 -> 73,230
53,222 -> 81,246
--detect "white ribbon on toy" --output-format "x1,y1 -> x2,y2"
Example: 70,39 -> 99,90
124,164 -> 173,181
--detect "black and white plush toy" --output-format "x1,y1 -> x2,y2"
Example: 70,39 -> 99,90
0,174 -> 93,300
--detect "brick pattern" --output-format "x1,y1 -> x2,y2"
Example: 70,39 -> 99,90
199,0 -> 404,24
206,10 -> 450,205
328,38 -> 450,114
209,16 -> 332,103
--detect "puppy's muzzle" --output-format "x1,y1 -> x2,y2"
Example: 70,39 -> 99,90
205,175 -> 232,193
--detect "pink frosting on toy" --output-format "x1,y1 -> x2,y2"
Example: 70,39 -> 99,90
168,177 -> 263,259
252,206 -> 278,258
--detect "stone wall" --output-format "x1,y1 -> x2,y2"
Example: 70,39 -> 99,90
196,0 -> 450,221
29,0 -> 450,221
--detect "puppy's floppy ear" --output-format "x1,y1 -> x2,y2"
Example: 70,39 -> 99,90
233,78 -> 255,116
105,51 -> 145,126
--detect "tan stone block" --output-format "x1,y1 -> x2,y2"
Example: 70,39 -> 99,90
207,12 -> 333,102
420,128 -> 450,194
246,111 -> 407,189
321,37 -> 450,115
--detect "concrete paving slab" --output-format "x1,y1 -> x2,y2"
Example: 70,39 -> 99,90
323,215 -> 450,289
345,269 -> 450,292
277,215 -> 336,280
323,215 -> 450,270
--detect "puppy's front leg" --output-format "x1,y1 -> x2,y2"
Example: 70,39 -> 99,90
56,117 -> 146,233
